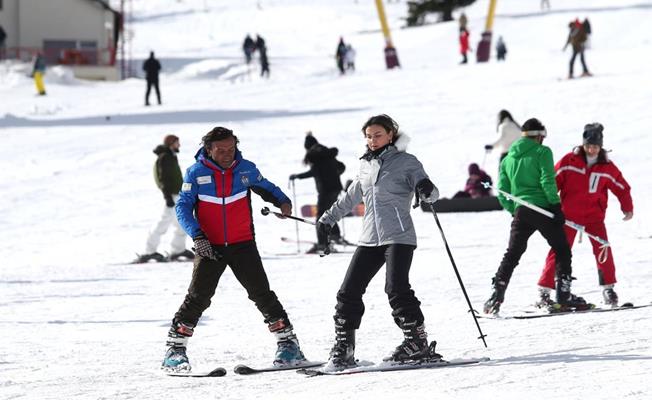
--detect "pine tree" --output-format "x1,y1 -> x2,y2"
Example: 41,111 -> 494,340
406,0 -> 476,27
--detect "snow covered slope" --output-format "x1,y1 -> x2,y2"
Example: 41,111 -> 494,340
1,1 -> 651,399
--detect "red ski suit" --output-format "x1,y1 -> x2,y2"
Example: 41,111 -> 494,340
538,148 -> 633,289
459,30 -> 470,55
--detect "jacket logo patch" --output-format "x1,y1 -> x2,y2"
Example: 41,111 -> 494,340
182,182 -> 192,192
256,173 -> 263,182
241,175 -> 250,185
197,175 -> 212,185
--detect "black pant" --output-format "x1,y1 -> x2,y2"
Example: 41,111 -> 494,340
335,244 -> 423,330
569,49 -> 589,76
173,240 -> 288,327
145,79 -> 161,105
316,190 -> 341,246
495,206 -> 572,286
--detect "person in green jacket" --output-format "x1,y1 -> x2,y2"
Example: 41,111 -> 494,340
483,118 -> 589,314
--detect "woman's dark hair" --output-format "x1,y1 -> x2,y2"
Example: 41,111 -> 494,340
497,109 -> 518,131
576,146 -> 608,163
201,127 -> 239,151
361,114 -> 400,137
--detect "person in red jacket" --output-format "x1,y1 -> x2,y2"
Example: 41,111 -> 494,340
459,27 -> 470,64
536,123 -> 633,307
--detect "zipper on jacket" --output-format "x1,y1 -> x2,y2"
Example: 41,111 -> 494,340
393,206 -> 405,232
371,184 -> 381,246
221,170 -> 228,246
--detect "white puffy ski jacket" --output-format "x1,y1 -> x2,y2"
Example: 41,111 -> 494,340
320,135 -> 438,247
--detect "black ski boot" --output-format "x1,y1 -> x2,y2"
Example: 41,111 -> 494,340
134,252 -> 167,263
161,322 -> 194,371
383,319 -> 430,363
483,277 -> 507,314
327,318 -> 356,369
554,274 -> 591,311
535,287 -> 555,309
169,249 -> 195,262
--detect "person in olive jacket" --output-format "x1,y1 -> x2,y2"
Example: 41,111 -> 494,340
290,132 -> 346,253
136,135 -> 192,263
483,118 -> 589,315
317,114 -> 440,369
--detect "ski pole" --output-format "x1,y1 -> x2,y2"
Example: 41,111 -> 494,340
427,203 -> 488,348
481,182 -> 610,262
260,207 -> 316,225
290,179 -> 301,254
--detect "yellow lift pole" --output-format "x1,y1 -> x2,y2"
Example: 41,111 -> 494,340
476,0 -> 498,62
374,0 -> 400,69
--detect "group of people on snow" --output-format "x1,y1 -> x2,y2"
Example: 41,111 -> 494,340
242,34 -> 270,77
335,37 -> 356,74
146,110 -> 632,374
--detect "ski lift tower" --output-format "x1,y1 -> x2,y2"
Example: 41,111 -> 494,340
119,0 -> 134,79
476,0 -> 498,62
374,0 -> 400,69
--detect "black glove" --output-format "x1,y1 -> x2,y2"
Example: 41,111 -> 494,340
317,221 -> 332,238
416,178 -> 438,203
289,174 -> 297,181
164,194 -> 175,208
192,233 -> 218,260
550,203 -> 565,225
484,144 -> 493,150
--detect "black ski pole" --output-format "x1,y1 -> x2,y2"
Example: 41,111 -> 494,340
427,203 -> 488,348
260,207 -> 316,226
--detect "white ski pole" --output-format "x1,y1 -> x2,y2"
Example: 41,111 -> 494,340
481,182 -> 610,262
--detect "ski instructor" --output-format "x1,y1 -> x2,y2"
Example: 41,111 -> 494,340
161,127 -> 307,372
317,114 -> 440,369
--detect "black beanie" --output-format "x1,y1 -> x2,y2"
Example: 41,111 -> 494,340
304,132 -> 318,149
583,123 -> 604,146
521,118 -> 547,137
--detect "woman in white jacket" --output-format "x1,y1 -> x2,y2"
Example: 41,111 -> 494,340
485,110 -> 521,161
317,114 -> 439,369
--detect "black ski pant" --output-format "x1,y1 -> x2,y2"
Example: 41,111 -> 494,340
172,240 -> 288,328
316,190 -> 341,246
569,49 -> 589,76
334,244 -> 423,330
495,206 -> 572,287
145,79 -> 161,105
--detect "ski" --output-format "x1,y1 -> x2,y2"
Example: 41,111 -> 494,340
296,357 -> 489,376
478,303 -> 650,320
234,361 -> 324,375
165,367 -> 227,377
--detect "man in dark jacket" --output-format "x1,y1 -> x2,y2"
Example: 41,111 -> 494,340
0,25 -> 7,60
290,132 -> 346,253
135,135 -> 193,263
143,51 -> 162,106
483,118 -> 589,314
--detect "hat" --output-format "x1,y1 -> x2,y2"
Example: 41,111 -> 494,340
164,134 -> 179,147
583,123 -> 604,146
521,118 -> 547,137
304,132 -> 318,149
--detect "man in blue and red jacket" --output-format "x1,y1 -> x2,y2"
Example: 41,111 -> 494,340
161,127 -> 307,372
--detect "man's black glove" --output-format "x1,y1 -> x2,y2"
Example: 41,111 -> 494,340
192,233 -> 218,260
317,221 -> 332,238
164,194 -> 175,208
416,178 -> 438,204
484,144 -> 493,151
550,203 -> 565,225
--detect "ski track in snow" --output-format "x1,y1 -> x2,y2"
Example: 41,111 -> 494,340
1,0 -> 652,399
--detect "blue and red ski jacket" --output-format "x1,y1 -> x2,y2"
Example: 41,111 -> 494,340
176,147 -> 291,245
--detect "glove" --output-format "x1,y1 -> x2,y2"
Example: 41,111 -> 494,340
192,233 -> 218,260
416,178 -> 439,204
164,194 -> 175,208
550,203 -> 565,225
317,221 -> 333,238
484,144 -> 493,151
289,174 -> 297,181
